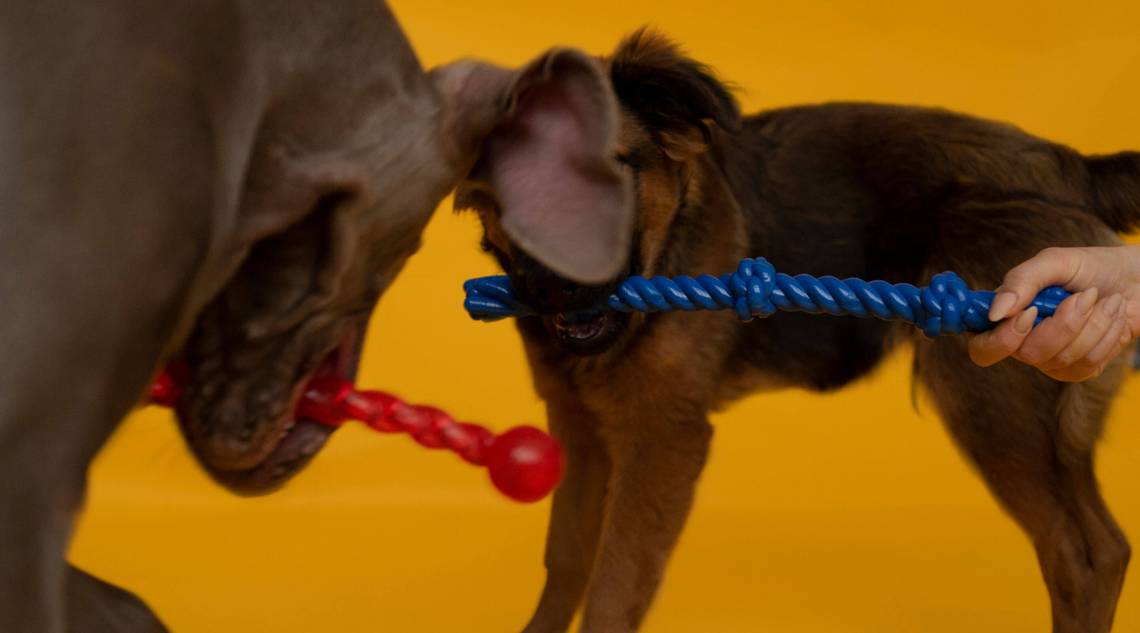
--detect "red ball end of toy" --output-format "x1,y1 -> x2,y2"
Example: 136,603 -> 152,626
485,426 -> 563,503
149,367 -> 183,407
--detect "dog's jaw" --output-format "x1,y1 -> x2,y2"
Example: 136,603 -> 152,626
543,310 -> 631,356
174,318 -> 365,495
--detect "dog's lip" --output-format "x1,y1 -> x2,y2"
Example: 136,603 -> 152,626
183,326 -> 361,494
203,419 -> 334,495
552,310 -> 609,341
543,308 -> 629,355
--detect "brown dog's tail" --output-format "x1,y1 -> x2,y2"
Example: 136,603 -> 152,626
1087,151 -> 1140,232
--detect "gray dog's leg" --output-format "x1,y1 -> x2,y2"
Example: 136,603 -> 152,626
66,566 -> 167,633
0,50 -> 215,631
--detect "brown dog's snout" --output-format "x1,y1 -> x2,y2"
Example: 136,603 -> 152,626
511,249 -> 619,314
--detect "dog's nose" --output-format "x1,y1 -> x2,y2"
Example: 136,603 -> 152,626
523,271 -> 585,310
519,271 -> 595,313
512,250 -> 614,313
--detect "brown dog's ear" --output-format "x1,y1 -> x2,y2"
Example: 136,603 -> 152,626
432,50 -> 633,285
610,28 -> 741,160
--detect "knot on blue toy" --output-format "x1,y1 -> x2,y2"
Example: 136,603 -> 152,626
604,258 -> 993,336
462,257 -> 1070,336
606,258 -> 777,322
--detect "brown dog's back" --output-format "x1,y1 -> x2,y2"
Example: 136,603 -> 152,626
719,102 -> 1134,394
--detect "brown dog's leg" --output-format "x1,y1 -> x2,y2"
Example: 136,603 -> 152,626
918,336 -> 1130,633
577,414 -> 713,633
522,400 -> 611,633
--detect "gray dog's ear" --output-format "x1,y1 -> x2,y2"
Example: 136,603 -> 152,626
433,49 -> 633,284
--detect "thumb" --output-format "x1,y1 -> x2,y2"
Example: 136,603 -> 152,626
969,307 -> 1038,367
990,248 -> 1083,321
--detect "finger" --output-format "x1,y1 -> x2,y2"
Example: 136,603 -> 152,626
1041,293 -> 1123,372
1049,317 -> 1130,382
991,247 -> 1084,321
1084,305 -> 1131,369
1013,289 -> 1097,366
969,307 -> 1038,367
1125,299 -> 1140,337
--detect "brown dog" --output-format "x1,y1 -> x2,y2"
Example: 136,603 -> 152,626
1,1 -> 632,630
460,30 -> 1137,633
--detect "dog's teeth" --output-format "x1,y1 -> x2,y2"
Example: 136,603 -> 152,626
568,322 -> 603,339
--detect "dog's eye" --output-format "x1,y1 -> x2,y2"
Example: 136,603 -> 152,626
614,153 -> 640,171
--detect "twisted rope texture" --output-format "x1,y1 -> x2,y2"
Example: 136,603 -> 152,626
464,257 -> 1071,337
300,376 -> 493,465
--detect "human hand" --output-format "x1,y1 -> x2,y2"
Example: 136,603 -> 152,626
969,246 -> 1140,381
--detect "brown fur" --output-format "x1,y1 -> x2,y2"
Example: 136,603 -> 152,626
460,29 -> 1138,633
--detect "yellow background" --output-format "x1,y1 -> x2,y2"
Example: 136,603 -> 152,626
70,2 -> 1140,631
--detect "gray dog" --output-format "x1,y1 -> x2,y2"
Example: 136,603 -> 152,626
0,1 -> 632,630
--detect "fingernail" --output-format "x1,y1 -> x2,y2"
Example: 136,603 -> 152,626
1076,288 -> 1099,315
1013,307 -> 1038,334
990,291 -> 1018,321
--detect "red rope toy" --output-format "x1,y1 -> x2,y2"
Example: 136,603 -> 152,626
148,367 -> 563,503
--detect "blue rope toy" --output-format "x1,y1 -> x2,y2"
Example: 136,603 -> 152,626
463,257 -> 1072,338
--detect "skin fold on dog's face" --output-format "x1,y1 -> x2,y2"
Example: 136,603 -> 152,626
460,30 -> 740,357
176,181 -> 437,494
173,48 -> 631,494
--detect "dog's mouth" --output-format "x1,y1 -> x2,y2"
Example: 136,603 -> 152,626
174,323 -> 363,495
544,308 -> 628,355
